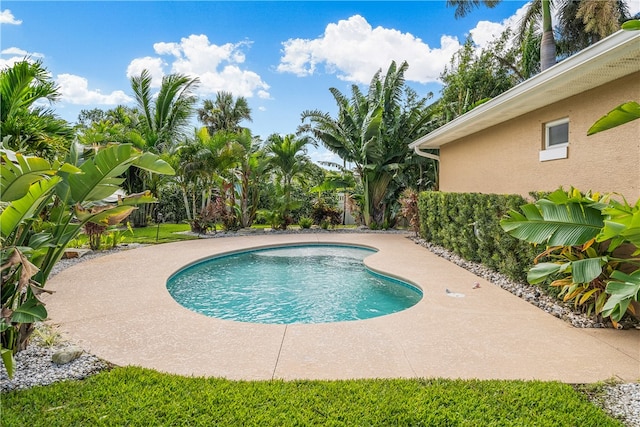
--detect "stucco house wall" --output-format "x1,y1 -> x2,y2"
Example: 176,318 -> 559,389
438,71 -> 640,200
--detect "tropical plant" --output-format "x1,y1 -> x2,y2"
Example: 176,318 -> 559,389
302,61 -> 432,227
264,133 -> 315,227
198,91 -> 252,135
127,69 -> 199,226
298,217 -> 313,229
0,60 -> 73,159
500,188 -> 639,324
399,188 -> 420,236
0,143 -> 174,377
449,0 -> 630,73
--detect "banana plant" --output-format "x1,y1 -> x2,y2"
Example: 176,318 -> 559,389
501,188 -> 640,323
1,143 -> 174,377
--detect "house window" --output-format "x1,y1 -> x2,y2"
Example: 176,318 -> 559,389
540,118 -> 569,161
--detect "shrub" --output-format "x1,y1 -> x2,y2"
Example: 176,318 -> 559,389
418,191 -> 538,283
298,217 -> 313,229
311,200 -> 342,228
399,188 -> 420,235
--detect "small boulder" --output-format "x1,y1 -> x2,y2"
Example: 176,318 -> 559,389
52,346 -> 83,364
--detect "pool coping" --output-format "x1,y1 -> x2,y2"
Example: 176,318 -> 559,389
44,233 -> 640,382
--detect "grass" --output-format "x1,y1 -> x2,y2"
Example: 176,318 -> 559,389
122,223 -> 197,244
2,367 -> 622,426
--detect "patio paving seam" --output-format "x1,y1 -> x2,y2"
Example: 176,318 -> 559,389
272,325 -> 288,380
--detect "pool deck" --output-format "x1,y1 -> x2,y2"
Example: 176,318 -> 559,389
44,233 -> 640,383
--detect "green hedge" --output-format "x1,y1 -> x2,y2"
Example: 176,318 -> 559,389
418,191 -> 538,283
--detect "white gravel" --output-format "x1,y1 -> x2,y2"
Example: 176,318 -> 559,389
1,232 -> 638,426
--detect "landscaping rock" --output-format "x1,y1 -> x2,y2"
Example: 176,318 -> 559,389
52,346 -> 84,364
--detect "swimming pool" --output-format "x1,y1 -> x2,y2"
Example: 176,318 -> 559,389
166,244 -> 422,324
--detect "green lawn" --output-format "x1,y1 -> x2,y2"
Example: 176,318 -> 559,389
122,223 -> 197,244
2,367 -> 620,426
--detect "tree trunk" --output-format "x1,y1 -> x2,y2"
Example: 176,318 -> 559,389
540,0 -> 556,71
181,185 -> 192,220
540,30 -> 556,71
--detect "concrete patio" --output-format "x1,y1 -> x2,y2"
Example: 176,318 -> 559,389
44,233 -> 639,383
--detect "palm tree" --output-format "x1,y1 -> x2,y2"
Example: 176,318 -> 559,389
130,69 -> 200,154
128,69 -> 199,225
265,133 -> 314,225
446,0 -> 500,19
449,0 -> 629,71
198,91 -> 252,135
0,60 -> 73,159
556,0 -> 629,57
227,129 -> 268,228
303,61 -> 432,227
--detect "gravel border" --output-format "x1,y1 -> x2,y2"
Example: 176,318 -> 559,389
1,231 -> 638,426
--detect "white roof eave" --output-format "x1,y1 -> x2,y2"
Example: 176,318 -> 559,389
410,29 -> 640,150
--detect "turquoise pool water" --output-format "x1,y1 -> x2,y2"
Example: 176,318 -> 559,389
166,245 -> 422,324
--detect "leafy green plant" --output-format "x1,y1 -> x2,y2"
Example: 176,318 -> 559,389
501,188 -> 640,323
310,199 -> 341,228
0,144 -> 173,377
298,217 -> 313,229
104,223 -> 134,249
418,191 -> 537,282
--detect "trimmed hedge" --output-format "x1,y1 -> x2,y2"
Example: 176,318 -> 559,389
418,191 -> 538,283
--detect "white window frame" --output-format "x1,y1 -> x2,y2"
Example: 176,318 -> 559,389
540,118 -> 569,162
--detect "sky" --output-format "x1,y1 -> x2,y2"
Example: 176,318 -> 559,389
2,1 -> 639,164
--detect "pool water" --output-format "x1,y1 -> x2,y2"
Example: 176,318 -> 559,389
166,245 -> 422,324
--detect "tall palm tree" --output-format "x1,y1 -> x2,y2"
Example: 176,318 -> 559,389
448,0 -> 628,71
198,91 -> 252,135
130,69 -> 200,154
303,61 -> 432,226
265,133 -> 314,222
128,69 -> 199,225
228,129 -> 268,228
0,60 -> 72,159
556,0 -> 629,56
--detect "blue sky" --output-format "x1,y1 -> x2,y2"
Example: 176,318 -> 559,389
2,1 -> 638,164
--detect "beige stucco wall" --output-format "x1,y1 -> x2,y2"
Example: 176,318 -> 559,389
439,72 -> 640,201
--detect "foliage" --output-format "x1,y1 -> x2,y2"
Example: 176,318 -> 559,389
265,133 -> 315,228
310,199 -> 342,228
435,32 -> 519,124
189,202 -> 218,234
501,188 -> 640,323
419,191 -> 538,282
0,144 -> 173,377
127,69 -> 199,226
0,60 -> 73,159
198,91 -> 252,135
298,217 -> 313,229
399,188 -> 420,236
587,101 -> 640,135
302,61 -> 433,227
2,367 -> 622,426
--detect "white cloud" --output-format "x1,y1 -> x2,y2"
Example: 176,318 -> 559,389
0,47 -> 46,69
469,3 -> 530,49
277,15 -> 462,84
57,74 -> 133,105
126,57 -> 166,88
127,34 -> 270,98
0,9 -> 22,25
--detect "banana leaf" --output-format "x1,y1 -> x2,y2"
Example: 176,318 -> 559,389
501,200 -> 603,246
0,152 -> 79,202
0,176 -> 61,240
602,269 -> 640,321
587,101 -> 640,136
